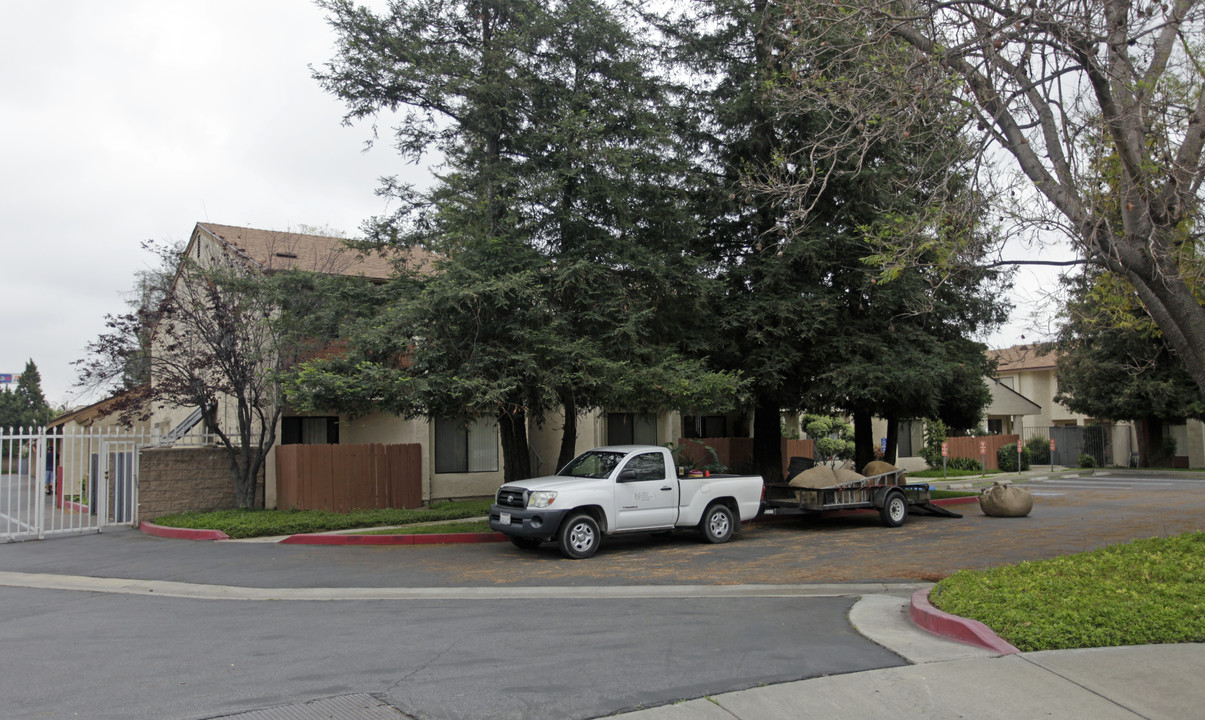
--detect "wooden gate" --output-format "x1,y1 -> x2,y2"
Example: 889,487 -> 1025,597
275,443 -> 422,511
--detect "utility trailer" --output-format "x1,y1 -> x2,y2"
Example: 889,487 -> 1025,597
762,467 -> 961,527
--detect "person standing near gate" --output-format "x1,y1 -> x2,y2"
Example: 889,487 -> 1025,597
44,442 -> 55,495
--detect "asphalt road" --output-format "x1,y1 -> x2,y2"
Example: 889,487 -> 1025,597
0,470 -> 1201,720
0,586 -> 903,720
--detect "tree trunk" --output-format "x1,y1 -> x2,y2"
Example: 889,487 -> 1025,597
884,416 -> 899,465
498,407 -> 531,482
853,409 -> 873,472
556,394 -> 578,474
752,396 -> 783,483
1134,416 -> 1165,469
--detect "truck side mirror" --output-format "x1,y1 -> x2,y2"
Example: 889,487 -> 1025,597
617,469 -> 638,482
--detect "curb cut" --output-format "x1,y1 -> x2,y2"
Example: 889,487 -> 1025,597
910,587 -> 1021,654
280,531 -> 507,546
139,521 -> 230,541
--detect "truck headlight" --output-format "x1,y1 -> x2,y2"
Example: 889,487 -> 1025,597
528,491 -> 557,509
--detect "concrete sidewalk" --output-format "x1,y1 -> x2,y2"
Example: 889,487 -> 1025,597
613,594 -> 1205,720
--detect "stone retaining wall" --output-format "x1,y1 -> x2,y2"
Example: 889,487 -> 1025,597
138,446 -> 263,521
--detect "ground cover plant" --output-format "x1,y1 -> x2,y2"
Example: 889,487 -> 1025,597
910,468 -> 1001,479
930,532 -> 1205,651
151,500 -> 492,539
357,519 -> 493,536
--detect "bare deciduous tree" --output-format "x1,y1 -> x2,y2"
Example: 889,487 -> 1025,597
772,0 -> 1205,395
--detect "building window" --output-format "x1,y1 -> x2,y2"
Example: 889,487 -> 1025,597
987,419 -> 1003,435
281,417 -> 339,445
607,413 -> 658,445
435,417 -> 499,474
898,419 -> 924,457
683,415 -> 727,439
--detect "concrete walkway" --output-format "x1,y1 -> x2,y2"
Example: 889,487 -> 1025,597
615,593 -> 1205,720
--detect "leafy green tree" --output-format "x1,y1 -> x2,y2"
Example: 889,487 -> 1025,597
1055,269 -> 1205,466
312,0 -> 741,480
655,0 -> 1003,477
6,360 -> 54,427
771,0 -> 1205,401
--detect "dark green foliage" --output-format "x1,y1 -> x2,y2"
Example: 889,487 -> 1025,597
0,360 -> 53,428
307,0 -> 745,480
1055,270 -> 1205,424
1077,453 -> 1098,469
919,419 -> 948,468
946,456 -> 983,472
997,443 -> 1031,472
1025,436 -> 1051,465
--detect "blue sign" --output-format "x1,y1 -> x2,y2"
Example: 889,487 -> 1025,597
880,437 -> 887,453
0,374 -> 14,384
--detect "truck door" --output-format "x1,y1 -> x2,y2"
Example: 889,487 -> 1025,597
613,451 -> 678,530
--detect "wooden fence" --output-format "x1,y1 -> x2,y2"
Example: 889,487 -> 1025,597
945,434 -> 1019,470
275,443 -> 422,512
674,438 -> 815,481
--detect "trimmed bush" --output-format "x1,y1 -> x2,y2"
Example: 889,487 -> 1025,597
1078,453 -> 1097,468
997,443 -> 1031,472
1025,436 -> 1051,465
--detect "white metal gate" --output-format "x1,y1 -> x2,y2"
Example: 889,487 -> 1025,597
2,427 -> 145,542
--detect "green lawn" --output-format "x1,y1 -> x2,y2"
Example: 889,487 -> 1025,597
150,499 -> 493,539
930,532 -> 1205,651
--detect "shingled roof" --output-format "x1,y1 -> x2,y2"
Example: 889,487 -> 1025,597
194,222 -> 433,279
987,344 -> 1059,373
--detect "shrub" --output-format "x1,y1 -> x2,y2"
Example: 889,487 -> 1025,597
946,456 -> 984,472
1025,436 -> 1051,465
1077,453 -> 1097,468
801,414 -> 855,466
997,443 -> 1031,472
919,419 -> 948,468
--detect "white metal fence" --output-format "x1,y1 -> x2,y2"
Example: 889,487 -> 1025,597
2,426 -> 166,542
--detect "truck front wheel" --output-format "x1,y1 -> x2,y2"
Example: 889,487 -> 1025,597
558,513 -> 601,559
700,503 -> 735,544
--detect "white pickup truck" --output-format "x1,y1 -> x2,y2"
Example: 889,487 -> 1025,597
489,445 -> 764,559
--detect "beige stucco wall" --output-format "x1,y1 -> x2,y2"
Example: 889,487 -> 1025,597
1186,420 -> 1205,469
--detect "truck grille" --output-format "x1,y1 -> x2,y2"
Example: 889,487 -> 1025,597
497,488 -> 525,509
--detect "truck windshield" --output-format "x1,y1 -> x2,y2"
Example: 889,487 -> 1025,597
557,450 -> 626,479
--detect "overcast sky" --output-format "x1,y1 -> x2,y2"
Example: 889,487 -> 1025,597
0,0 -> 1059,411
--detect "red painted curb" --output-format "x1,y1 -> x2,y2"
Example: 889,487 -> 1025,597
139,521 -> 230,541
910,588 -> 1021,654
280,531 -> 508,546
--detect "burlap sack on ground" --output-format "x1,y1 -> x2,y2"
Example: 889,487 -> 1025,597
833,468 -> 866,486
788,465 -> 838,489
979,482 -> 1034,517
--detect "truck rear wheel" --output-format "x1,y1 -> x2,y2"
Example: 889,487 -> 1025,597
880,490 -> 908,528
558,513 -> 601,559
700,503 -> 735,544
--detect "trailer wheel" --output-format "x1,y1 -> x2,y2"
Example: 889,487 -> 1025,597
558,513 -> 601,559
700,503 -> 735,544
510,537 -> 542,550
880,490 -> 908,528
